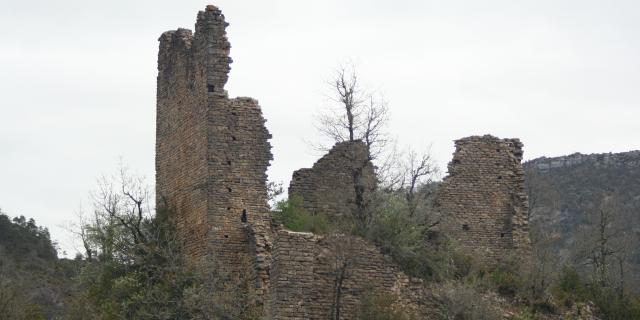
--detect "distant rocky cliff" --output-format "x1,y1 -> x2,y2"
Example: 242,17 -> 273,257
527,150 -> 640,171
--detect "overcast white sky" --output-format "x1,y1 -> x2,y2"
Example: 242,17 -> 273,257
1,0 -> 639,255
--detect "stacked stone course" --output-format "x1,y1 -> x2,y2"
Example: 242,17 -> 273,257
269,229 -> 432,319
289,141 -> 376,220
156,5 -> 532,318
435,135 -> 531,264
155,4 -> 273,305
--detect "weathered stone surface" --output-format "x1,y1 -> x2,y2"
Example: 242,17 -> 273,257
435,135 -> 531,264
269,229 -> 433,319
155,5 -> 273,306
155,6 -> 533,319
289,141 -> 376,221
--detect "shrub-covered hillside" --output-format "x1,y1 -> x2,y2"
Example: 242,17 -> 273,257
0,210 -> 79,319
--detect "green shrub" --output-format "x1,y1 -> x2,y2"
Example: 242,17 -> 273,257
273,196 -> 330,234
436,282 -> 502,320
553,266 -> 640,320
356,291 -> 414,320
488,266 -> 525,297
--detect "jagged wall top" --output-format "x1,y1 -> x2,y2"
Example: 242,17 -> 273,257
436,135 -> 531,264
158,4 -> 231,97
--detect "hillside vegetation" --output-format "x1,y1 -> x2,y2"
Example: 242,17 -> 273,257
0,211 -> 79,319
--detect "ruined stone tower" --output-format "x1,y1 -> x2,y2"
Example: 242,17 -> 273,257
155,4 -> 273,297
436,135 -> 531,263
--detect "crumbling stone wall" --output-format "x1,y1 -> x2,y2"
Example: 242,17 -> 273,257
435,135 -> 531,264
155,4 -> 273,302
269,229 -> 432,319
289,141 -> 376,221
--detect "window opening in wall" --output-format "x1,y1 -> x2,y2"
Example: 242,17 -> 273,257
500,233 -> 505,238
241,209 -> 247,223
462,224 -> 470,231
207,84 -> 215,92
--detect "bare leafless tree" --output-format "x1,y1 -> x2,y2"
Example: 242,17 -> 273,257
399,147 -> 438,218
573,194 -> 636,294
75,163 -> 153,261
315,64 -> 389,161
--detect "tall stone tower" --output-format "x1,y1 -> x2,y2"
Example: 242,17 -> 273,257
155,4 -> 273,297
436,135 -> 531,264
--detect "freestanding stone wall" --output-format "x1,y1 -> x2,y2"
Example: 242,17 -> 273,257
435,135 -> 531,264
289,141 -> 376,221
155,4 -> 273,302
269,229 -> 432,319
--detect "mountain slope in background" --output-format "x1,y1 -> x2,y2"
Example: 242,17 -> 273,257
0,212 -> 79,319
524,151 -> 640,282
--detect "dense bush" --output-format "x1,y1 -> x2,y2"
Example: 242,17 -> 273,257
272,196 -> 331,234
554,266 -> 640,320
436,282 -> 501,320
0,213 -> 58,262
65,204 -> 260,320
0,210 -> 77,319
365,191 -> 473,281
356,291 -> 415,320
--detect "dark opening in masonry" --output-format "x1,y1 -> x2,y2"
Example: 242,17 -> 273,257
224,234 -> 229,238
227,187 -> 232,192
500,233 -> 505,238
232,136 -> 237,141
496,149 -> 501,152
227,207 -> 231,211
227,160 -> 232,165
241,209 -> 247,223
207,84 -> 215,92
497,176 -> 502,180
462,224 -> 470,231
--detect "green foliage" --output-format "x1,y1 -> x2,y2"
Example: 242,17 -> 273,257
511,310 -> 536,320
0,210 -> 77,319
65,169 -> 259,320
356,291 -> 414,320
273,196 -> 330,234
66,204 -> 214,319
436,282 -> 502,320
0,213 -> 58,261
365,191 -> 473,281
486,264 -> 526,297
554,266 -> 640,320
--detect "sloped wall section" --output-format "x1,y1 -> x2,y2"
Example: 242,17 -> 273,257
289,141 -> 376,221
269,229 -> 432,319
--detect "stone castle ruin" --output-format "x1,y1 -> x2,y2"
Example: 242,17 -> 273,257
289,140 -> 376,220
155,4 -> 273,300
155,6 -> 530,319
435,135 -> 531,263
